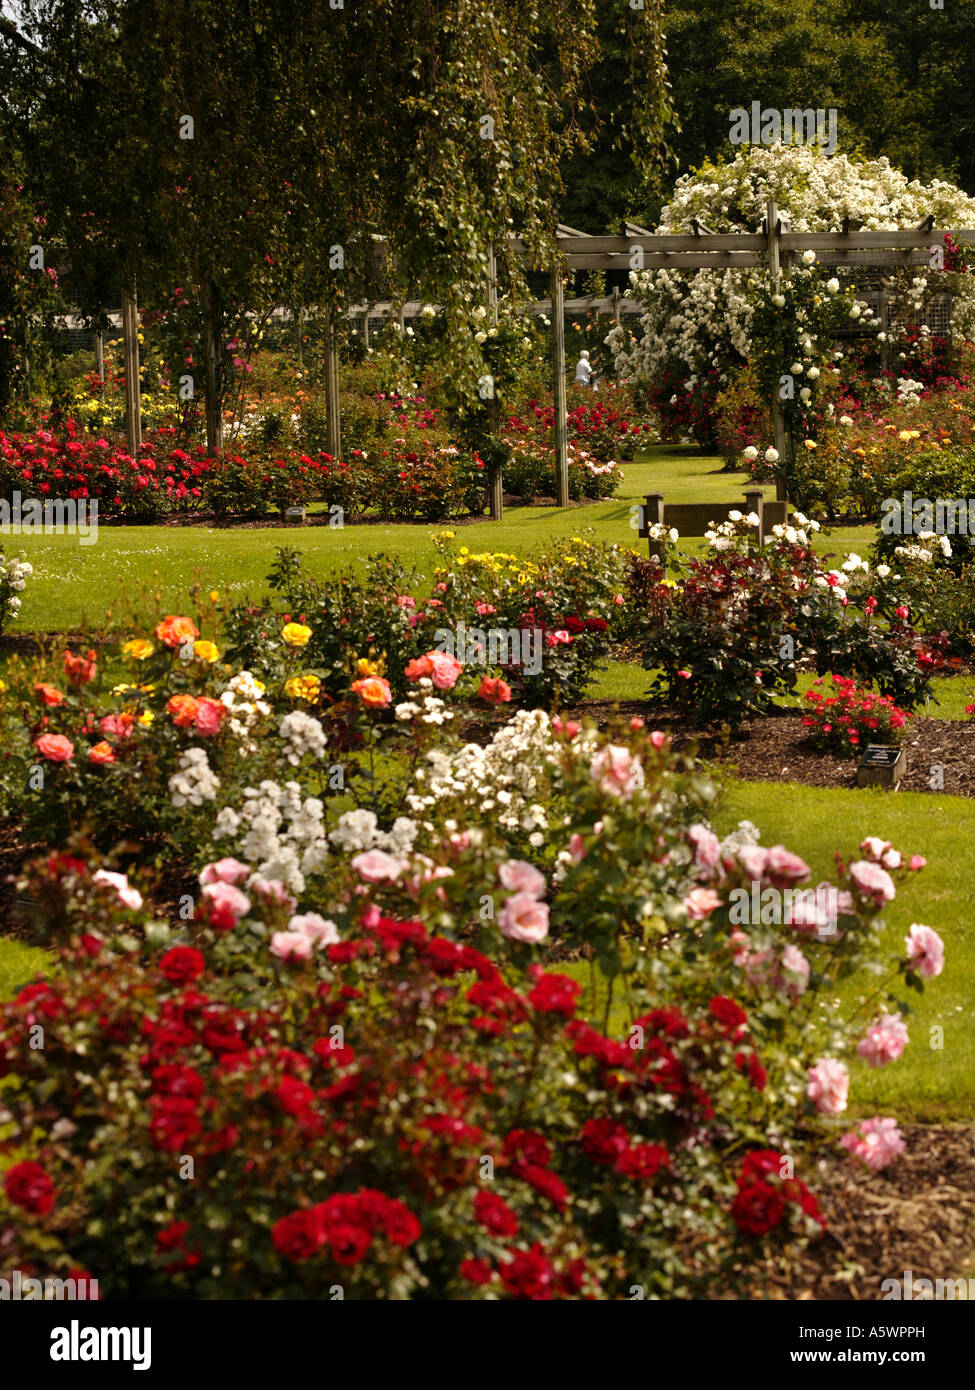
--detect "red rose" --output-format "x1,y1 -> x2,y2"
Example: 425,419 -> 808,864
580,1117 -> 629,1166
732,1178 -> 786,1237
708,994 -> 749,1034
527,971 -> 582,1017
149,1096 -> 202,1151
159,946 -> 205,984
327,1223 -> 372,1265
615,1142 -> 670,1181
3,1160 -> 55,1215
460,1257 -> 494,1286
272,1208 -> 327,1262
500,1243 -> 555,1300
474,1189 -> 519,1237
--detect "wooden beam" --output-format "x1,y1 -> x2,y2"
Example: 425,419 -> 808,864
766,200 -> 788,505
551,269 -> 569,509
487,243 -> 502,521
323,305 -> 341,460
779,229 -> 975,249
121,288 -> 142,454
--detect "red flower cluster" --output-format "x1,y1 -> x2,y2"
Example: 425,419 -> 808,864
732,1150 -> 825,1238
803,674 -> 909,752
271,1189 -> 421,1264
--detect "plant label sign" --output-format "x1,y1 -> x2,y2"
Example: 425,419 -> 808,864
856,744 -> 906,789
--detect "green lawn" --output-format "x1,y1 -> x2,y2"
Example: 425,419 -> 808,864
4,445 -> 875,634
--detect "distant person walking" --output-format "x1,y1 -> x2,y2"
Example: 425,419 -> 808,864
574,349 -> 594,389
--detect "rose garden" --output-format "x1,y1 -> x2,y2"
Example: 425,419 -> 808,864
0,2 -> 973,1316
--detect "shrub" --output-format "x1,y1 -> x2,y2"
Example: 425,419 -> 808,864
801,675 -> 911,754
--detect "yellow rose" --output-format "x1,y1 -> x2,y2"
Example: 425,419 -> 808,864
282,622 -> 312,648
803,439 -> 817,450
209,590 -> 220,603
897,430 -> 913,442
138,710 -> 154,726
285,674 -> 322,702
122,638 -> 154,661
354,657 -> 380,678
0,678 -> 6,694
193,640 -> 220,663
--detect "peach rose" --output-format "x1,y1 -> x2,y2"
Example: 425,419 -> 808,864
155,615 -> 200,649
351,676 -> 392,708
167,694 -> 200,728
35,733 -> 73,762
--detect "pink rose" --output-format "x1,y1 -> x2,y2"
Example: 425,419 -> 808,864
590,744 -> 643,798
807,1058 -> 849,1115
840,1117 -> 905,1171
475,602 -> 496,616
428,652 -> 463,690
35,732 -> 74,762
194,696 -> 225,737
270,930 -> 314,962
859,836 -> 889,862
351,850 -> 404,883
764,845 -> 810,887
498,893 -> 550,943
849,860 -> 896,906
779,943 -> 810,997
289,912 -> 340,947
249,877 -> 297,912
857,1013 -> 909,1067
649,730 -> 667,749
568,833 -> 586,864
199,857 -> 251,887
200,880 -> 251,930
905,923 -> 944,979
499,859 -> 546,899
92,869 -> 143,912
687,823 -> 721,874
908,855 -> 926,871
738,845 -> 768,882
683,887 -> 722,920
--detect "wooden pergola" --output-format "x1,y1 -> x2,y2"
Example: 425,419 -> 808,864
116,204 -> 974,514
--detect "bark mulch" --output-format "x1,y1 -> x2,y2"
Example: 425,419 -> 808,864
764,1124 -> 975,1300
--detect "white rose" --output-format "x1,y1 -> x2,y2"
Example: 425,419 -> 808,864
765,447 -> 779,463
742,446 -> 758,461
826,278 -> 840,293
802,250 -> 816,265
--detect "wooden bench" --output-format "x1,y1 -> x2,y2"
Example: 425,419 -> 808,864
639,490 -> 788,561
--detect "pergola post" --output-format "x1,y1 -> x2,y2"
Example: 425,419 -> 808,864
766,199 -> 789,504
94,326 -> 104,382
121,287 -> 142,454
487,242 -> 503,520
551,267 -> 569,508
323,304 -> 342,460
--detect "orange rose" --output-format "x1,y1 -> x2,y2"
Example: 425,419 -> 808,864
89,741 -> 116,764
34,683 -> 65,707
351,676 -> 392,708
64,648 -> 97,686
155,615 -> 200,650
167,694 -> 200,728
404,654 -> 435,682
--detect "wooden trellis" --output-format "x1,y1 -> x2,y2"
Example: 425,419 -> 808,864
113,212 -> 975,511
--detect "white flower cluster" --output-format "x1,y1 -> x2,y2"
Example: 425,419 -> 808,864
169,748 -> 221,807
895,377 -> 925,407
329,809 -> 419,856
211,784 -> 420,896
213,780 -> 330,894
894,533 -> 952,564
394,693 -> 456,726
406,708 -> 560,843
717,819 -> 762,858
0,553 -> 32,624
768,511 -> 821,546
606,144 -> 975,386
278,709 -> 328,765
219,671 -> 271,752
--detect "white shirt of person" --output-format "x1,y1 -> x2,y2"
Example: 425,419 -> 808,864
574,352 -> 593,386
